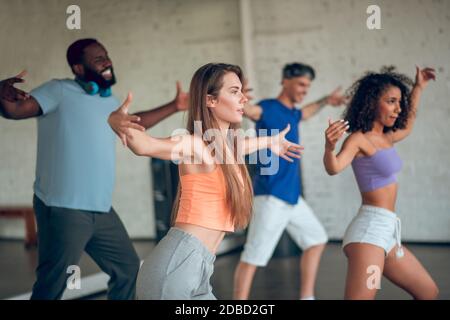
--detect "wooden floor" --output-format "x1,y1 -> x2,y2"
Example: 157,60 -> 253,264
1,240 -> 449,300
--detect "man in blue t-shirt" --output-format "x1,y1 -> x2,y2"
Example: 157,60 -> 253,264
234,63 -> 347,300
0,38 -> 189,299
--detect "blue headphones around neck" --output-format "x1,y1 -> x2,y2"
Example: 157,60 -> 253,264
76,79 -> 112,97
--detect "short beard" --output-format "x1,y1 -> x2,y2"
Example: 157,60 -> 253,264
82,65 -> 116,89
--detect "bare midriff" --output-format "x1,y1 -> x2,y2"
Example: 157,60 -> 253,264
361,182 -> 398,212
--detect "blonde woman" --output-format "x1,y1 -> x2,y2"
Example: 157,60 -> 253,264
108,63 -> 303,299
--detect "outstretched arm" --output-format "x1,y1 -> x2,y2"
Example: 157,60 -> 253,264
243,124 -> 304,162
125,129 -> 212,164
391,67 -> 436,143
133,81 -> 189,129
109,93 -> 213,164
243,103 -> 262,122
0,70 -> 42,120
301,87 -> 348,121
323,119 -> 359,175
108,81 -> 189,144
241,78 -> 262,122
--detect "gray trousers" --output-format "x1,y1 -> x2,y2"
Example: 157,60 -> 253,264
31,195 -> 140,300
136,227 -> 216,300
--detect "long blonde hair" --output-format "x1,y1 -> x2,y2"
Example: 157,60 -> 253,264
171,63 -> 253,230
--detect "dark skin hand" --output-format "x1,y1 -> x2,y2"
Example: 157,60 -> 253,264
0,70 -> 30,102
0,70 -> 42,119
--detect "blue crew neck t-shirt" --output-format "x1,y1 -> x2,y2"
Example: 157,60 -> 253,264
252,99 -> 303,205
30,79 -> 120,212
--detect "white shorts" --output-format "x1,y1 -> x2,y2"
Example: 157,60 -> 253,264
240,195 -> 328,267
342,205 -> 404,258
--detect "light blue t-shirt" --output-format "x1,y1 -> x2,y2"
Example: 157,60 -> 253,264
30,79 -> 120,212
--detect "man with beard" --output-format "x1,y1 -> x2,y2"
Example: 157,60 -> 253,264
0,38 -> 189,299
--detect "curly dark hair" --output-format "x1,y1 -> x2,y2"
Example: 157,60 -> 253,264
343,66 -> 414,133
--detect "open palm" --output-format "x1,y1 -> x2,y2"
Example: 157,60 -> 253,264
174,81 -> 189,111
108,92 -> 145,146
269,124 -> 304,162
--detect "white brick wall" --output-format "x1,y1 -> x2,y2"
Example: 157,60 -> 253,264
1,0 -> 449,241
0,0 -> 242,239
251,0 -> 450,242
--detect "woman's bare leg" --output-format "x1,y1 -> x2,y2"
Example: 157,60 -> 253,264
383,245 -> 439,300
344,243 -> 385,300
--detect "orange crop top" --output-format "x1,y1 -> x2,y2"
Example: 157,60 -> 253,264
175,166 -> 235,232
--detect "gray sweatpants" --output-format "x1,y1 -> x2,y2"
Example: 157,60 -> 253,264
136,227 -> 216,300
31,195 -> 140,300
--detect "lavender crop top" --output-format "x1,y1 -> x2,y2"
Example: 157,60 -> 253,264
351,147 -> 403,193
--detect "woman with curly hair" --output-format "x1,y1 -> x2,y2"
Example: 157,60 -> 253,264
323,66 -> 438,299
